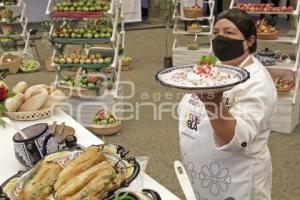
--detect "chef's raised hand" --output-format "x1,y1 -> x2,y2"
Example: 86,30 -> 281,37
197,92 -> 236,147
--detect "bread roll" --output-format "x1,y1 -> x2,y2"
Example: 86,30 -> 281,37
48,85 -> 55,94
24,84 -> 49,101
42,89 -> 66,108
21,161 -> 62,200
12,81 -> 28,94
5,93 -> 24,112
54,146 -> 105,191
19,89 -> 48,111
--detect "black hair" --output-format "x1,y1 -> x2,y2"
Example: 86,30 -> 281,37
215,8 -> 257,53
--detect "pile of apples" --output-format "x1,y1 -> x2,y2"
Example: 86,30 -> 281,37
54,53 -> 112,65
239,3 -> 293,13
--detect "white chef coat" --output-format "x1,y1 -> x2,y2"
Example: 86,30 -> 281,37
178,55 -> 277,200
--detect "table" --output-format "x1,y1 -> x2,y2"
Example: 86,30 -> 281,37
0,109 -> 180,200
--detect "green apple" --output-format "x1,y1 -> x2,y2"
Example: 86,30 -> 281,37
86,1 -> 93,7
98,58 -> 104,64
103,5 -> 109,12
83,6 -> 89,12
53,6 -> 58,11
87,33 -> 93,38
71,33 -> 76,38
76,6 -> 82,11
105,32 -> 111,38
64,7 -> 70,12
94,33 -> 100,38
64,33 -> 70,38
108,117 -> 116,124
59,33 -> 65,38
100,32 -> 106,38
79,28 -> 85,34
104,57 -> 112,64
95,6 -> 101,11
100,119 -> 108,125
52,32 -> 58,38
76,33 -> 82,38
78,1 -> 84,6
70,6 -> 75,11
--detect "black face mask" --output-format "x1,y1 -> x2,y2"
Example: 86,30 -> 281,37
212,35 -> 248,61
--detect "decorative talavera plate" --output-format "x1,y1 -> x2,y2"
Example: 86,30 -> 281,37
1,146 -> 139,200
155,64 -> 250,94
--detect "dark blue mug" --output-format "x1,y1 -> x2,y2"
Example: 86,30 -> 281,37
13,123 -> 59,167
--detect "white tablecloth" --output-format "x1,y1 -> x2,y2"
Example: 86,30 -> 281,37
0,109 -> 180,200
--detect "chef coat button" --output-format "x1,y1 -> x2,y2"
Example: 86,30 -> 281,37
241,142 -> 247,147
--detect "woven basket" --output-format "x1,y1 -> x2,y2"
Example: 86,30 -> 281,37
187,27 -> 202,33
90,120 -> 122,136
257,31 -> 278,40
20,60 -> 40,73
183,8 -> 203,18
57,84 -> 97,97
121,65 -> 131,71
5,107 -> 54,121
0,54 -> 22,74
1,24 -> 13,35
122,59 -> 132,66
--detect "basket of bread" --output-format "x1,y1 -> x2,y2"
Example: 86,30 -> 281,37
90,110 -> 122,136
256,18 -> 278,40
2,145 -> 140,200
5,81 -> 66,121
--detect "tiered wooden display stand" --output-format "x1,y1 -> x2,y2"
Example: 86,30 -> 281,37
45,0 -> 125,127
229,0 -> 300,133
0,0 -> 30,54
172,0 -> 215,65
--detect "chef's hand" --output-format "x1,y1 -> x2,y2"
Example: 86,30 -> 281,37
197,93 -> 224,116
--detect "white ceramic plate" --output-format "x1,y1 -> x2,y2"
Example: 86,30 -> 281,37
155,64 -> 250,94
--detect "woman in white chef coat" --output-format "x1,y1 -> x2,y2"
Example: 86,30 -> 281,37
178,8 -> 277,200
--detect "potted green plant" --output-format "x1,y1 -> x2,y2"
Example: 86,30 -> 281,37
160,0 -> 173,68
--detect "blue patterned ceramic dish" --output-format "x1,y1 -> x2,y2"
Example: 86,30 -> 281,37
155,64 -> 250,94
